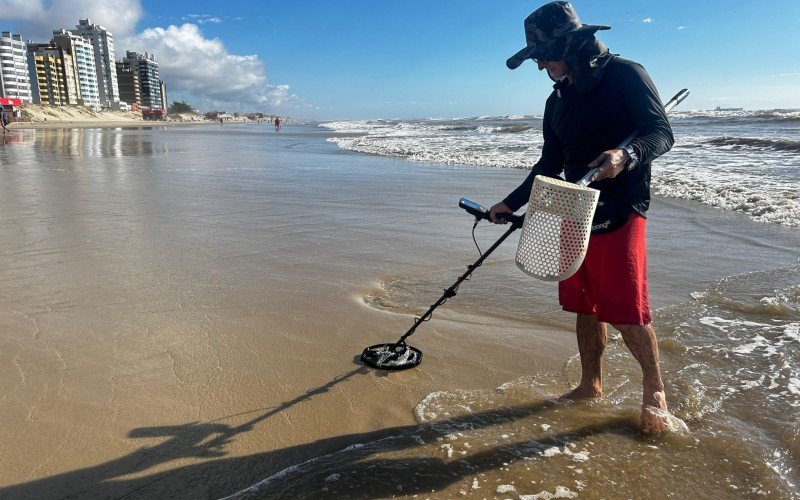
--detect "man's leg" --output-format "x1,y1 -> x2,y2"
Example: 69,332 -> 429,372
559,313 -> 607,401
613,322 -> 668,433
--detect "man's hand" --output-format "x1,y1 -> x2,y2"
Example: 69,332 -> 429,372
489,202 -> 513,224
587,148 -> 630,182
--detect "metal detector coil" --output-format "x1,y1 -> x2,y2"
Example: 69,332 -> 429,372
515,176 -> 598,281
361,343 -> 423,370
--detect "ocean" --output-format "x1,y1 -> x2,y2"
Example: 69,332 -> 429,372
0,118 -> 797,498
322,108 -> 800,228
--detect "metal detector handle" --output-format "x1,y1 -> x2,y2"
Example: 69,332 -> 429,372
577,88 -> 690,187
576,135 -> 634,187
459,198 -> 524,227
664,88 -> 690,113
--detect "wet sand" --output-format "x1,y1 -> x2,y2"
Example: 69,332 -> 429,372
0,126 -> 798,497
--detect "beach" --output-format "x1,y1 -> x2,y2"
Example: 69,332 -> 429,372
7,103 -> 216,131
0,124 -> 798,498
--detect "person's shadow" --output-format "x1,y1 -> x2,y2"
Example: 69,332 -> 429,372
0,363 -> 641,499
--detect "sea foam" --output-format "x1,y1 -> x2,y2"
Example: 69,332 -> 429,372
321,112 -> 800,227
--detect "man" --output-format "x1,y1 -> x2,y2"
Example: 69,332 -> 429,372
490,1 -> 675,433
0,106 -> 9,133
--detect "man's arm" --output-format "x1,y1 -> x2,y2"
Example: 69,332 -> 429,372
500,99 -> 565,212
621,61 -> 674,165
587,61 -> 674,181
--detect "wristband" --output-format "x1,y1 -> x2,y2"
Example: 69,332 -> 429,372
624,145 -> 639,171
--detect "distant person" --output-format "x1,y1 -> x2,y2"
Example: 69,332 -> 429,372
489,1 -> 675,433
274,116 -> 281,131
0,106 -> 9,133
219,117 -> 224,126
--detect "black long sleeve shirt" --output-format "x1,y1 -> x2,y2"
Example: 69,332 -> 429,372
502,57 -> 674,234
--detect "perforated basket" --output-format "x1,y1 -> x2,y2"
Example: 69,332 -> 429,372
515,175 -> 599,281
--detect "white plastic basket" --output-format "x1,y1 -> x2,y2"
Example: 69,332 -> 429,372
515,175 -> 599,281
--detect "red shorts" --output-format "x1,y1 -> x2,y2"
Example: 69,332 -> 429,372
558,214 -> 651,325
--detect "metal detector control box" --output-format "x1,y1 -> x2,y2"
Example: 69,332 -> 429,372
459,198 -> 489,219
459,198 -> 524,226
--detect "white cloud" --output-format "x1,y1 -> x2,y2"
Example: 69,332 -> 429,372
0,0 -> 304,112
677,25 -> 687,30
0,0 -> 142,40
642,18 -> 653,23
0,0 -> 47,21
123,24 -> 305,111
183,14 -> 223,25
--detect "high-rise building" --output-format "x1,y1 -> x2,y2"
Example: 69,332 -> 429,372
26,43 -> 70,105
0,32 -> 33,102
72,19 -> 121,109
49,42 -> 81,105
159,80 -> 167,110
52,29 -> 100,108
122,51 -> 162,109
115,61 -> 140,107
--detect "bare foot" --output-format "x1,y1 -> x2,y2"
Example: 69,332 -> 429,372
556,384 -> 602,403
641,406 -> 670,434
640,390 -> 669,434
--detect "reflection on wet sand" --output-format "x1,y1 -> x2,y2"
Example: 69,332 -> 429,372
2,132 -> 24,144
31,128 -> 161,158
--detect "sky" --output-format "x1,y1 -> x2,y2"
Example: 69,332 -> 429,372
2,0 -> 800,120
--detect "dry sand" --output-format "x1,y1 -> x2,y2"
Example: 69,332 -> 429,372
11,104 -> 215,130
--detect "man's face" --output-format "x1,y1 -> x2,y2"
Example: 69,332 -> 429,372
536,60 -> 569,80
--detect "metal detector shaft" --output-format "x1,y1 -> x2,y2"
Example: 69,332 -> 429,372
393,213 -> 523,348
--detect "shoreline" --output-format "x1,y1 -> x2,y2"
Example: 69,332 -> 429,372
8,119 -> 219,130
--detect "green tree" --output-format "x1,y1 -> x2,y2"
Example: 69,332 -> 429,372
168,100 -> 194,114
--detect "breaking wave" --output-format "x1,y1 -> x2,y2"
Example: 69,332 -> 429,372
672,108 -> 800,123
321,113 -> 800,227
706,136 -> 800,152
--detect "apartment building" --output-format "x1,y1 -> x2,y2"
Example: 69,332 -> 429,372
122,51 -> 162,109
26,43 -> 69,105
51,29 -> 100,108
72,19 -> 121,109
115,61 -> 140,107
159,80 -> 167,110
0,31 -> 33,102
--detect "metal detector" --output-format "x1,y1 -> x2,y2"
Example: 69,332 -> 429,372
360,200 -> 523,370
361,89 -> 690,370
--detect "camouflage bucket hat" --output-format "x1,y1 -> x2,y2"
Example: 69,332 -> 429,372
506,1 -> 610,69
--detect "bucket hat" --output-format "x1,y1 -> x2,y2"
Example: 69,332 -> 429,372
507,1 -> 610,69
